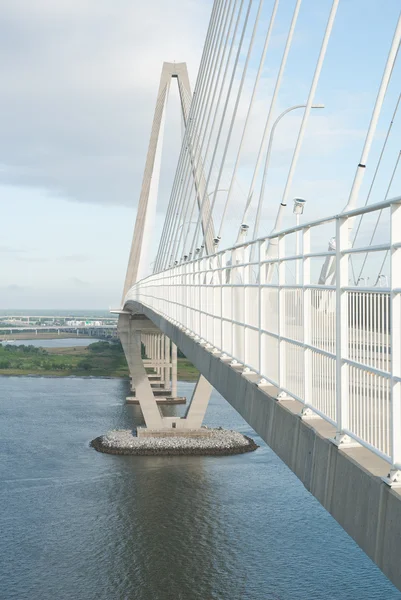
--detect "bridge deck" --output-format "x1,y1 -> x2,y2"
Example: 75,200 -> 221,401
127,299 -> 401,593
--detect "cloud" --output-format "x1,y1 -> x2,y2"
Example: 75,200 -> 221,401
0,245 -> 25,253
0,246 -> 47,262
15,257 -> 48,263
0,284 -> 28,291
70,277 -> 90,287
59,254 -> 90,262
0,0 -> 211,207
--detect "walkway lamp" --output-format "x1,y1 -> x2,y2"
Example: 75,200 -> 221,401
293,198 -> 307,284
252,104 -> 324,243
198,189 -> 228,254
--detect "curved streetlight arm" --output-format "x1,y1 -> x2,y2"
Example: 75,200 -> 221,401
251,104 -> 319,243
208,188 -> 228,197
239,103 -> 324,246
268,103 -> 324,237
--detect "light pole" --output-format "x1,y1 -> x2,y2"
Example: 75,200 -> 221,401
171,221 -> 197,265
208,188 -> 228,197
252,103 -> 324,243
207,189 -> 228,251
293,198 -> 306,284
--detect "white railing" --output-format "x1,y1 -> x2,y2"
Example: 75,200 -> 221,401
126,196 -> 401,468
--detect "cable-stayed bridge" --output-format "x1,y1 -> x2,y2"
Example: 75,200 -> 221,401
115,1 -> 401,590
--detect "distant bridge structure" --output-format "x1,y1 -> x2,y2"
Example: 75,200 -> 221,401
116,1 -> 401,591
0,315 -> 118,340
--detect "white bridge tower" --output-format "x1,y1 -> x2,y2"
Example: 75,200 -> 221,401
118,61 -> 213,432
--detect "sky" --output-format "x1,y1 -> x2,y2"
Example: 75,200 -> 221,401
1,0 -> 400,309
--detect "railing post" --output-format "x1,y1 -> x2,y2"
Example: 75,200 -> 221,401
243,245 -> 250,366
334,215 -> 351,445
278,234 -> 287,396
259,239 -> 267,376
303,226 -> 311,403
231,248 -> 236,357
220,251 -> 226,352
212,254 -> 219,348
387,201 -> 401,484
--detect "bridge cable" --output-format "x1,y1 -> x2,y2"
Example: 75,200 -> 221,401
246,1 -> 303,247
162,0 -> 237,269
350,91 -> 401,284
154,0 -> 223,271
355,149 -> 401,286
232,0 -> 302,248
187,0 -> 256,260
199,0 -> 269,256
266,0 -> 340,245
177,0 -> 243,265
167,0 -> 236,266
170,0 -> 241,265
156,0 -> 228,270
342,10 -> 401,216
215,0 -> 280,245
154,0 -> 225,271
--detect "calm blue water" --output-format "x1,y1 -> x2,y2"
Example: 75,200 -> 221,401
0,310 -> 114,318
0,375 -> 399,600
1,338 -> 101,348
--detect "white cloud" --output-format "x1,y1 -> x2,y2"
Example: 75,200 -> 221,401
0,0 -> 212,206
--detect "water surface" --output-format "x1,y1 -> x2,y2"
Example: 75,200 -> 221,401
1,338 -> 101,349
0,377 -> 399,600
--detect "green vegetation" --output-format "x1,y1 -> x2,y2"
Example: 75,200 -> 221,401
0,340 -> 128,377
0,341 -> 199,380
177,358 -> 199,380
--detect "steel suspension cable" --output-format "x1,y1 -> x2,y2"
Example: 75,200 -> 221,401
166,0 -> 236,266
356,150 -> 401,285
237,0 -> 302,237
169,0 -> 240,266
350,92 -> 401,283
268,0 -> 340,238
154,0 -> 223,271
154,4 -> 221,272
177,0 -> 244,265
216,0 -> 280,244
157,0 -> 229,270
188,0 -> 255,259
199,0 -> 266,255
154,0 -> 224,271
343,10 -> 401,215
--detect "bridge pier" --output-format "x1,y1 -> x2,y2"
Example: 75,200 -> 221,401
118,314 -> 164,429
118,313 -> 213,429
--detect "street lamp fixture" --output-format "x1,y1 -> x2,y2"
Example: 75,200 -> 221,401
252,104 -> 324,243
293,197 -> 307,215
293,198 -> 307,284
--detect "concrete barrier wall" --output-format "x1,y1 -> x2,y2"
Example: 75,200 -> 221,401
126,301 -> 401,592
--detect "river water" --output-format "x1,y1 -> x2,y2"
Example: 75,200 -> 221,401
1,338 -> 102,348
1,361 -> 400,598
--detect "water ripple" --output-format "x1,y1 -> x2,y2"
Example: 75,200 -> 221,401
0,377 -> 399,600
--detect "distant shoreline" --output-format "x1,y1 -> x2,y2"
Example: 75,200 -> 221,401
0,341 -> 199,381
0,332 -> 94,341
0,373 -> 197,382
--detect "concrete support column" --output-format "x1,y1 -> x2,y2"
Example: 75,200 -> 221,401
164,336 -> 170,390
172,343 -> 178,397
157,334 -> 161,376
118,314 -> 163,429
160,334 -> 165,385
185,374 -> 212,428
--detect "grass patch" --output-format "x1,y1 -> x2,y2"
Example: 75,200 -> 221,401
0,341 -> 199,380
